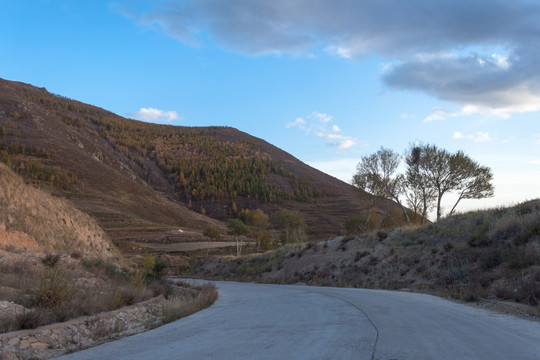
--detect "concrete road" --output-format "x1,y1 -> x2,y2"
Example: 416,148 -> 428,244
56,281 -> 540,360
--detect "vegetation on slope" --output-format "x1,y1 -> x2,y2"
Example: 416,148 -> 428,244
0,163 -> 217,333
0,78 -> 382,239
192,199 -> 540,315
4,87 -> 320,206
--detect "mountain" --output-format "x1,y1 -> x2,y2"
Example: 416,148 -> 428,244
0,77 -> 396,243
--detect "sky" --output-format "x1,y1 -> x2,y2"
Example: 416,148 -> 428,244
1,0 -> 539,217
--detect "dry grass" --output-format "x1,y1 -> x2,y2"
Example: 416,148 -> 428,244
161,283 -> 217,324
192,199 -> 540,316
0,162 -> 120,261
0,253 -> 156,332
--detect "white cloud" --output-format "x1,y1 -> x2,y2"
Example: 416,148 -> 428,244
325,45 -> 353,59
424,108 -> 455,122
453,131 -> 493,143
129,107 -> 180,123
286,117 -> 307,129
336,139 -> 356,149
313,112 -> 333,123
315,131 -> 356,149
533,134 -> 540,144
288,112 -> 356,149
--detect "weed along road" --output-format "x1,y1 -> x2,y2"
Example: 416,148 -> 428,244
56,281 -> 540,360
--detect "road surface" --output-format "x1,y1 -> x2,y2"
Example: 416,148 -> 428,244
56,281 -> 540,360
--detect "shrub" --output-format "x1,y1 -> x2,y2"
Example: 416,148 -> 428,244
203,225 -> 221,239
489,216 -> 523,242
30,267 -> 74,309
42,253 -> 61,267
376,231 -> 388,241
480,249 -> 503,270
14,309 -> 52,330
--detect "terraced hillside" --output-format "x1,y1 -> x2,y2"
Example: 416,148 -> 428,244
0,77 -> 402,242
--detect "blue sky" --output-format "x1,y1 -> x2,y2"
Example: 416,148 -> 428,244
1,0 -> 539,216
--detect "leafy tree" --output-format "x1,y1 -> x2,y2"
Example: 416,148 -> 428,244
405,144 -> 437,224
238,209 -> 269,228
203,225 -> 221,257
227,219 -> 249,256
447,152 -> 494,216
407,144 -> 494,220
273,209 -> 307,244
238,209 -> 270,251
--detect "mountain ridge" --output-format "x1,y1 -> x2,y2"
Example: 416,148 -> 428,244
0,77 -> 398,244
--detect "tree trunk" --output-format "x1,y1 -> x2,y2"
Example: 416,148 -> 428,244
378,208 -> 389,229
364,206 -> 372,232
448,193 -> 464,217
436,191 -> 443,221
396,200 -> 411,226
421,187 -> 428,224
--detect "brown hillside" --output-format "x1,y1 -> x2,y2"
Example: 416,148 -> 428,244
0,77 -> 397,242
0,162 -> 119,260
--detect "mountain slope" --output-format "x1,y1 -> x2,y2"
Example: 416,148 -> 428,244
0,77 -> 394,241
0,162 -> 119,260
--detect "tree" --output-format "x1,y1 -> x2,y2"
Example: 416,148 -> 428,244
405,144 -> 437,224
227,219 -> 249,256
353,147 -> 411,228
203,225 -> 221,257
273,209 -> 307,244
238,209 -> 270,252
409,144 -> 494,220
447,153 -> 494,216
352,157 -> 386,232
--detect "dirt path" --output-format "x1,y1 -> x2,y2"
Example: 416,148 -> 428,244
136,241 -> 239,252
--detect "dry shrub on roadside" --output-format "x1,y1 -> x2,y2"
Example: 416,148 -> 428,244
161,283 -> 217,324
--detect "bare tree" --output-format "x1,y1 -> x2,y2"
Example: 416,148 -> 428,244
353,147 -> 411,227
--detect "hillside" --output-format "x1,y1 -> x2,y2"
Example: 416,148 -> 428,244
192,200 -> 540,316
0,162 -> 119,260
0,77 -> 394,243
0,163 -> 217,349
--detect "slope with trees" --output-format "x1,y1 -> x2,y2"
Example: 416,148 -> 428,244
0,77 -> 402,240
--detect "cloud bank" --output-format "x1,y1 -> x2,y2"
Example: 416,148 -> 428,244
127,0 -> 540,116
129,107 -> 180,123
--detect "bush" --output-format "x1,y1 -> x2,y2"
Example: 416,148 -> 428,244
30,267 -> 74,309
203,225 -> 221,239
42,253 -> 61,267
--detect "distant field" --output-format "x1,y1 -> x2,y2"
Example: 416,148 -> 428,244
137,241 -> 240,252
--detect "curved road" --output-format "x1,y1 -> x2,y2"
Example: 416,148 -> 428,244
56,281 -> 540,360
